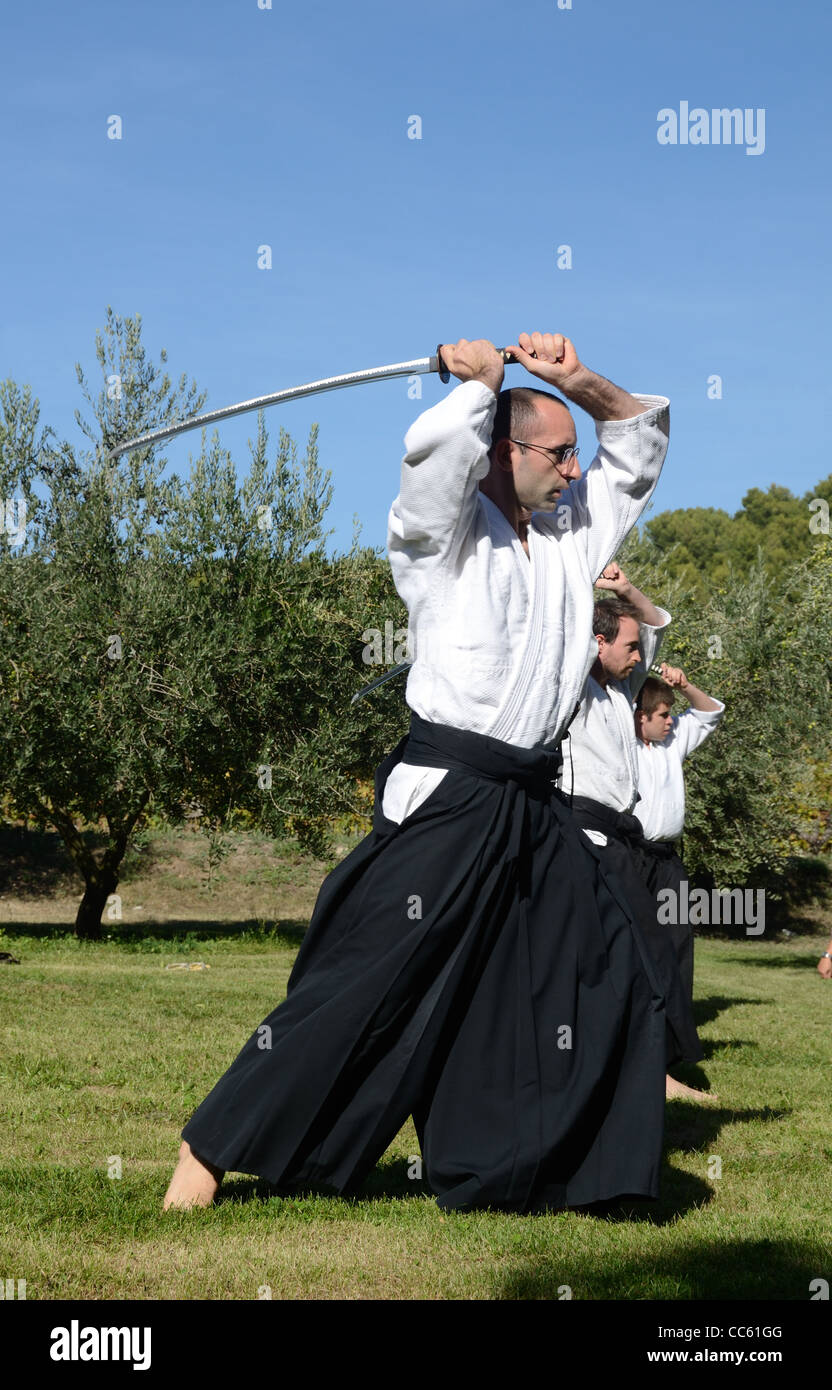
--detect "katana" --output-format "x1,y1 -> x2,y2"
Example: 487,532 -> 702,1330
109,345 -> 519,458
350,661 -> 411,705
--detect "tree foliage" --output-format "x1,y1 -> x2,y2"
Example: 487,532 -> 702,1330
0,311 -> 405,937
627,476 -> 832,599
2,311 -> 830,936
615,529 -> 832,920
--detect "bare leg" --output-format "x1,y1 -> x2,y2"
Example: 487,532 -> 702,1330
163,1140 -> 225,1210
666,1073 -> 719,1104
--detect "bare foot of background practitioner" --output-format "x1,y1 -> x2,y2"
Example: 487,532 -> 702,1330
666,1074 -> 719,1104
163,1141 -> 225,1210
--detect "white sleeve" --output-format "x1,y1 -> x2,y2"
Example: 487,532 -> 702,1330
671,701 -> 726,760
629,608 -> 671,704
387,380 -> 496,574
557,395 -> 670,579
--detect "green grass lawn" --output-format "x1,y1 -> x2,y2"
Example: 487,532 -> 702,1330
1,829 -> 831,1300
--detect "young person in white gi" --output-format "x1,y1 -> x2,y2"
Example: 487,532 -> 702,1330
557,566 -> 709,1097
165,332 -> 673,1216
634,666 -> 725,1100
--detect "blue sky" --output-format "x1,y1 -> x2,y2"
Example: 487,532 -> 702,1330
1,0 -> 829,553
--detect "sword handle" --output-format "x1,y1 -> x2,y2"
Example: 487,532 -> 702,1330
431,345 -> 519,383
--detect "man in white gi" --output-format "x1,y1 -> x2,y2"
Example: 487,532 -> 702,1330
557,563 -> 670,822
381,342 -> 668,825
558,566 -> 709,1093
165,331 -> 673,1215
634,666 -> 725,1100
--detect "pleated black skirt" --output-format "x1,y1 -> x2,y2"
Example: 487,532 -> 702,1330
640,845 -> 695,1009
569,797 -> 702,1066
181,716 -> 669,1213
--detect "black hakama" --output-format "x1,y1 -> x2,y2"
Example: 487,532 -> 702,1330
569,796 -> 702,1065
181,715 -> 670,1213
639,843 -> 694,1008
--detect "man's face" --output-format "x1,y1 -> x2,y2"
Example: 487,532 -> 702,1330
597,615 -> 641,681
638,701 -> 674,742
508,399 -> 579,514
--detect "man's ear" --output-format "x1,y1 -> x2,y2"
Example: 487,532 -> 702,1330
492,437 -> 513,473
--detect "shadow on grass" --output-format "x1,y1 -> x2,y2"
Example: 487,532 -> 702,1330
214,1155 -> 433,1209
664,1102 -> 790,1156
497,1236 -> 826,1299
668,1059 -> 721,1090
693,995 -> 765,1028
214,1157 -> 715,1227
716,952 -> 828,971
0,918 -> 310,947
216,1134 -> 756,1228
698,1038 -> 757,1061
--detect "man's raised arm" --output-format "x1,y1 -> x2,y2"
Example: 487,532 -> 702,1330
596,562 -> 671,699
508,330 -> 669,577
507,331 -> 649,420
388,339 -> 504,569
595,563 -> 665,627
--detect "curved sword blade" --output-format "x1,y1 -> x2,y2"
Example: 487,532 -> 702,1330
109,347 -> 518,458
109,356 -> 435,458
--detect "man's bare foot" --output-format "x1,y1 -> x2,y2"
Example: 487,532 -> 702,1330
163,1140 -> 225,1211
666,1074 -> 719,1104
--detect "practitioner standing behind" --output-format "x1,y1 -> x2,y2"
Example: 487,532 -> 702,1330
558,563 -> 669,824
165,332 -> 673,1215
558,566 -> 707,1087
634,665 -> 725,1098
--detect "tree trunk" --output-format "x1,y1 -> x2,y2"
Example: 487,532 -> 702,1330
39,793 -> 150,941
74,867 -> 119,941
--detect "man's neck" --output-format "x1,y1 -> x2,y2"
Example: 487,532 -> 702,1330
479,477 -> 531,541
591,658 -> 608,689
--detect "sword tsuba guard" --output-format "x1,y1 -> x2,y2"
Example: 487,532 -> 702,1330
433,345 -> 518,382
434,344 -> 450,384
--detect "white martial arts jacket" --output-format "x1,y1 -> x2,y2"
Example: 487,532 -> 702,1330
382,379 -> 670,824
634,702 -> 725,841
557,609 -> 671,816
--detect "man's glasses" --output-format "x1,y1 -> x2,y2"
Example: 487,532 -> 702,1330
508,439 -> 580,467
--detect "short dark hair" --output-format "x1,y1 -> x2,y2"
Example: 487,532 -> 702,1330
637,676 -> 675,715
490,387 -> 572,450
593,597 -> 640,643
